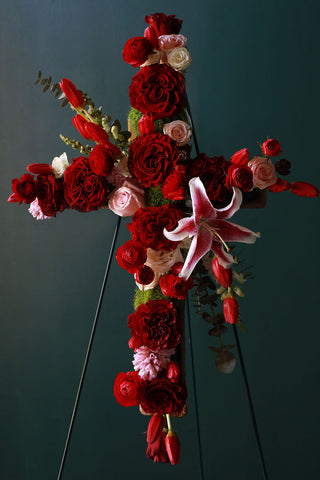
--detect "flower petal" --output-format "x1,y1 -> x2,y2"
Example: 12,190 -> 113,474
211,239 -> 234,268
179,227 -> 212,279
189,177 -> 217,221
215,188 -> 243,219
164,216 -> 196,242
212,219 -> 260,244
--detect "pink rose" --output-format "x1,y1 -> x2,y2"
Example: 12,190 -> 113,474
158,34 -> 187,50
108,180 -> 145,217
248,156 -> 278,189
163,120 -> 192,146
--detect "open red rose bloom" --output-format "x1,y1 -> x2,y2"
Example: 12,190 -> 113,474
8,12 -> 319,466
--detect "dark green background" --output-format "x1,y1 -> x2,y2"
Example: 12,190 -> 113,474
1,1 -> 319,479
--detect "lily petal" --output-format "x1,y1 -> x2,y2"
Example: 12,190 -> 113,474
211,239 -> 234,268
212,219 -> 260,244
164,217 -> 196,242
189,177 -> 217,221
215,188 -> 243,220
179,227 -> 213,280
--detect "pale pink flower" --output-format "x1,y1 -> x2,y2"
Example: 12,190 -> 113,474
133,346 -> 175,380
28,198 -> 51,220
163,120 -> 192,146
108,180 -> 145,217
145,247 -> 183,274
248,156 -> 278,189
158,34 -> 187,50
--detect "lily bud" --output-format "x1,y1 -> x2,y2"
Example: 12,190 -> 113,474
166,361 -> 180,383
27,163 -> 53,175
147,414 -> 165,445
212,257 -> 232,288
230,148 -> 249,165
223,296 -> 239,324
165,430 -> 180,465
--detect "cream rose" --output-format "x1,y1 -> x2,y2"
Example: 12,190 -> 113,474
163,120 -> 192,146
52,152 -> 69,178
140,50 -> 161,67
145,248 -> 183,274
248,156 -> 278,189
108,180 -> 145,217
166,47 -> 192,71
158,34 -> 187,50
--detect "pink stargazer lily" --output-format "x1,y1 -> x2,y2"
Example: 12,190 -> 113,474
164,177 -> 260,279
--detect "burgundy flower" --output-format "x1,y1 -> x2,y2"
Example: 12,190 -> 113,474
36,175 -> 66,216
129,64 -> 186,120
116,240 -> 147,274
59,78 -> 85,108
122,36 -> 154,67
113,371 -> 146,407
161,165 -> 187,201
134,265 -> 155,285
128,299 -> 181,351
8,173 -> 37,204
159,273 -> 194,300
140,377 -> 187,415
226,164 -> 253,192
63,156 -> 109,212
128,133 -> 179,188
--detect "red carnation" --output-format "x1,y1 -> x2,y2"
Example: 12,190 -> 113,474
129,64 -> 186,120
226,164 -> 253,192
159,273 -> 194,300
128,299 -> 181,351
261,139 -> 281,157
128,133 -> 179,188
122,36 -> 154,67
63,156 -> 109,212
140,377 -> 187,415
89,143 -> 120,176
128,205 -> 183,251
116,240 -> 147,274
36,175 -> 66,216
8,173 -> 37,204
113,371 -> 146,407
59,78 -> 85,109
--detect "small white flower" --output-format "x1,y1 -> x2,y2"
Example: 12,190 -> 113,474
52,152 -> 69,178
167,47 -> 192,72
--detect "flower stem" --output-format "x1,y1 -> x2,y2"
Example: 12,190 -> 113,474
166,413 -> 172,432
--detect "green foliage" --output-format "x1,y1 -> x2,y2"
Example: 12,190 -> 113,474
134,286 -> 167,310
145,186 -> 171,207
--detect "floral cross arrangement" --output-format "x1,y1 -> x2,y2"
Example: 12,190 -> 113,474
8,12 -> 319,466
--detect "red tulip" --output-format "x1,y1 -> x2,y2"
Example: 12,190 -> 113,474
147,414 -> 165,444
289,181 -> 319,198
268,178 -> 290,193
223,296 -> 239,324
212,257 -> 232,287
138,114 -> 155,134
27,163 -> 53,175
59,78 -> 85,108
165,431 -> 180,465
230,148 -> 249,165
167,361 -> 180,383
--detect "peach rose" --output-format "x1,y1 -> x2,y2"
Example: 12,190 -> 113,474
163,120 -> 192,146
108,180 -> 145,217
145,248 -> 183,274
248,156 -> 278,189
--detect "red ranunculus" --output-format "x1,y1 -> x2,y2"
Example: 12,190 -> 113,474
140,377 -> 187,415
36,175 -> 66,216
59,78 -> 85,108
116,240 -> 147,274
113,371 -> 146,407
89,143 -> 120,176
261,139 -> 281,157
129,64 -> 186,120
122,36 -> 154,67
63,157 -> 109,212
144,13 -> 182,37
128,133 -> 179,187
128,205 -> 183,251
161,165 -> 186,201
226,164 -> 253,192
128,299 -> 181,351
8,173 -> 37,204
159,273 -> 193,300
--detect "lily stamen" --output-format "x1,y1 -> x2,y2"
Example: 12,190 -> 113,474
202,221 -> 230,252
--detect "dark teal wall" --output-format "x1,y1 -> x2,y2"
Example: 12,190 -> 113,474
1,1 -> 319,479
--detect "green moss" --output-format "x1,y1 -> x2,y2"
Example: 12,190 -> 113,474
127,107 -> 166,135
134,286 -> 167,310
145,185 -> 172,207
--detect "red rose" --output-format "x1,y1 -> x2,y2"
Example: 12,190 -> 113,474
128,299 -> 181,351
122,36 -> 154,67
140,378 -> 187,415
59,78 -> 85,108
8,173 -> 37,204
159,273 -> 193,300
63,156 -> 109,212
113,371 -> 146,407
135,265 -> 155,285
128,133 -> 179,188
89,143 -> 120,176
36,175 -> 66,216
226,164 -> 253,192
261,139 -> 281,157
161,165 -> 186,201
128,205 -> 183,251
116,240 -> 147,273
129,64 -> 186,120
144,13 -> 182,37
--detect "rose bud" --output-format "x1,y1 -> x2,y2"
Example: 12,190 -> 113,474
59,78 -> 85,109
289,181 -> 319,198
261,139 -> 281,157
134,265 -> 155,285
138,115 -> 155,134
147,414 -> 165,445
223,296 -> 239,324
167,361 -> 180,383
212,257 -> 232,287
165,430 -> 180,465
230,148 -> 249,165
27,163 -> 54,175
